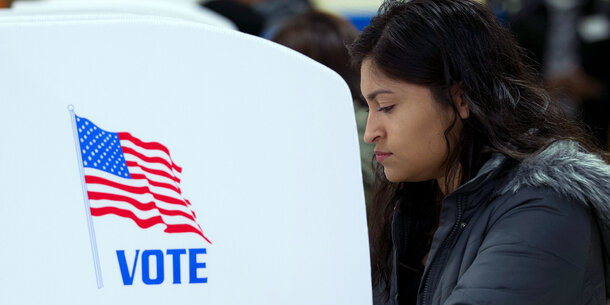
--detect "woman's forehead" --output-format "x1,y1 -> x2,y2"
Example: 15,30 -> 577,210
361,59 -> 413,96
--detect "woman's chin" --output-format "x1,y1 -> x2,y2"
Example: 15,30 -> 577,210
383,168 -> 405,183
384,167 -> 432,183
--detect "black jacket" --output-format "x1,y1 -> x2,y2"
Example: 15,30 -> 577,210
385,141 -> 610,305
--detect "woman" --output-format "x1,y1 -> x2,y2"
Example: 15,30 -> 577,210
349,0 -> 610,304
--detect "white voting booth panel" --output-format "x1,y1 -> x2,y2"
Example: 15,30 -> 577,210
11,0 -> 237,30
0,11 -> 371,305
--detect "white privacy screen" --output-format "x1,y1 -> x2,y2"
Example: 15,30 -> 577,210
0,11 -> 372,305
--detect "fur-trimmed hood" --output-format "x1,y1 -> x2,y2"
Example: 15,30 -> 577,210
500,140 -> 610,297
500,141 -> 610,226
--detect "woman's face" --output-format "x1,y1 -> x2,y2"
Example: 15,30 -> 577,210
361,58 -> 462,183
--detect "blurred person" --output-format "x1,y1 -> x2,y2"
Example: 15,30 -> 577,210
200,0 -> 265,35
350,0 -> 610,304
272,10 -> 376,206
203,0 -> 312,37
251,0 -> 312,38
508,0 -> 610,149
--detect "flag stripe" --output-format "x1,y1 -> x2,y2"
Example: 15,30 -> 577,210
123,153 -> 182,181
119,138 -> 183,177
130,173 -> 181,195
88,191 -> 196,221
127,166 -> 180,186
119,132 -> 182,172
119,139 -> 175,162
87,183 -> 193,214
128,166 -> 180,192
118,132 -> 182,173
85,175 -> 188,207
91,207 -> 205,238
87,180 -> 181,206
91,207 -> 164,228
165,224 -> 212,244
87,167 -> 182,198
121,146 -> 180,175
125,161 -> 181,184
120,139 -> 183,175
90,199 -> 200,227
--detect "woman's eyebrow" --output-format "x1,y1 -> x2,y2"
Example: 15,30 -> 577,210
367,89 -> 394,101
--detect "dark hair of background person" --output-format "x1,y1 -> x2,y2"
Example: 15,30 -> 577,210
349,0 -> 608,301
201,0 -> 265,36
272,10 -> 363,106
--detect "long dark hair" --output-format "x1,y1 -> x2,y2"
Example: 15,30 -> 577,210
349,0 -> 605,300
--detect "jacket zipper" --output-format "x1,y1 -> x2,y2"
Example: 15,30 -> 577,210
420,195 -> 464,305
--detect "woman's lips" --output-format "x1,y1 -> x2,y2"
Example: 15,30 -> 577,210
375,151 -> 392,162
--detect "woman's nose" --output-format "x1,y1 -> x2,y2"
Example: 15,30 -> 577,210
363,114 -> 383,144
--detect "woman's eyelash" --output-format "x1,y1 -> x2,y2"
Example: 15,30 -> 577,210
378,105 -> 394,113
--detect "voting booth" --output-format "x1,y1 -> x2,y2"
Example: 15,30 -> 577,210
0,8 -> 372,305
10,0 -> 236,29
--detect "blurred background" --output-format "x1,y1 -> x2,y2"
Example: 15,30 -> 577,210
2,0 -> 605,149
1,1 -> 608,202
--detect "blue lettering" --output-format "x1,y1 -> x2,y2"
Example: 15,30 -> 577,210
116,250 -> 140,285
189,248 -> 207,284
166,249 -> 186,284
116,248 -> 207,285
142,250 -> 164,285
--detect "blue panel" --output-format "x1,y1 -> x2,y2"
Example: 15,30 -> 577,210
346,14 -> 374,32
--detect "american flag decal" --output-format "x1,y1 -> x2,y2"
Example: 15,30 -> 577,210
75,115 -> 211,244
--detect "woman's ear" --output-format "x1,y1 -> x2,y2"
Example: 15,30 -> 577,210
452,86 -> 469,119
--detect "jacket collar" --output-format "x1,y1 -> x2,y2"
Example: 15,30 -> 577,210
498,140 -> 610,298
448,140 -> 610,242
443,152 -> 511,204
499,140 -> 610,226
447,140 -> 610,215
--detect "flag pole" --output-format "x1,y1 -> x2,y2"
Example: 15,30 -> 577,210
68,105 -> 104,289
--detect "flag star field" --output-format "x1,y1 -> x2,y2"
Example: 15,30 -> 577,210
76,116 -> 130,179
